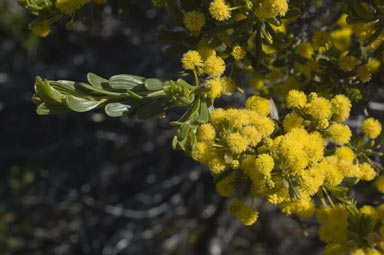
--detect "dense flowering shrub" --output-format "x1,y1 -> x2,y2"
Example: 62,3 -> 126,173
19,0 -> 384,254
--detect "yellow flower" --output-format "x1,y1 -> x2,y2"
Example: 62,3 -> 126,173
255,153 -> 274,177
152,0 -> 161,7
209,0 -> 231,21
191,142 -> 210,164
228,198 -> 258,225
339,55 -> 359,72
204,55 -> 226,77
360,205 -> 379,223
216,172 -> 235,197
226,109 -> 250,129
32,21 -> 51,37
181,50 -> 203,70
295,42 -> 314,59
227,132 -> 249,154
240,126 -> 262,146
184,11 -> 205,34
56,0 -> 90,14
331,94 -> 351,122
205,79 -> 222,99
336,147 -> 354,162
248,112 -> 275,137
254,0 -> 288,19
359,163 -> 376,181
328,123 -> 352,145
220,76 -> 236,95
281,196 -> 315,218
362,118 -> 382,139
312,31 -> 332,52
286,90 -> 307,109
196,123 -> 216,142
283,113 -> 304,132
231,45 -> 246,61
317,119 -> 329,129
357,65 -> 371,83
304,97 -> 332,120
207,152 -> 227,175
210,108 -> 226,128
245,95 -> 270,117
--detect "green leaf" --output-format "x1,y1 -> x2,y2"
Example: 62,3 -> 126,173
197,98 -> 209,123
109,74 -> 145,89
104,100 -> 141,117
36,103 -> 69,115
87,73 -> 108,89
34,77 -> 63,105
144,78 -> 165,91
64,95 -> 101,112
136,99 -> 173,120
269,98 -> 279,120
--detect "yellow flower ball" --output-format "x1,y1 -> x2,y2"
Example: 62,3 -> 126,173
210,108 -> 226,128
286,90 -> 307,109
339,55 -> 359,72
32,21 -> 51,38
336,147 -> 354,162
209,0 -> 231,21
312,31 -> 333,52
231,45 -> 246,61
328,123 -> 352,145
331,94 -> 352,122
181,50 -> 203,70
305,97 -> 332,120
204,55 -> 226,77
245,95 -> 270,117
226,109 -> 250,129
255,0 -> 288,19
255,154 -> 274,177
283,113 -> 304,132
196,123 -> 216,142
362,118 -> 382,139
184,11 -> 206,34
220,76 -> 236,95
207,152 -> 227,175
56,0 -> 90,14
228,198 -> 259,225
375,176 -> 384,193
295,42 -> 314,59
360,205 -> 379,223
216,172 -> 235,197
205,79 -> 223,99
191,142 -> 210,164
240,126 -> 262,147
357,65 -> 371,83
226,132 -> 249,154
359,163 -> 376,181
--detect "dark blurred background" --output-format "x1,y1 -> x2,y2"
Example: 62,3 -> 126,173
0,1 -> 327,254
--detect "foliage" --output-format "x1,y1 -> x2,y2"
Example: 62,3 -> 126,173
17,0 -> 384,254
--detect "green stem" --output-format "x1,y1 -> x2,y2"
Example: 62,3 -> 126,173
322,186 -> 335,208
193,68 -> 199,88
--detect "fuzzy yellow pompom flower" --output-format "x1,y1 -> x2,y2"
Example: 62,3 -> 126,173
357,65 -> 371,83
245,96 -> 270,116
240,126 -> 262,147
227,132 -> 249,154
255,154 -> 274,177
360,205 -> 379,223
56,0 -> 90,14
283,113 -> 304,132
226,109 -> 250,129
331,94 -> 352,122
359,163 -> 376,181
220,76 -> 236,95
196,123 -> 216,142
328,123 -> 352,145
295,42 -> 314,59
339,55 -> 359,72
304,97 -> 332,120
286,90 -> 307,109
209,0 -> 231,21
317,119 -> 329,129
281,197 -> 316,218
184,11 -> 205,34
205,79 -> 223,99
216,172 -> 235,197
255,0 -> 288,19
204,55 -> 226,77
362,118 -> 382,139
32,21 -> 51,37
207,152 -> 227,175
228,198 -> 258,225
191,142 -> 210,164
312,31 -> 332,52
336,147 -> 354,162
231,45 -> 246,61
210,108 -> 226,128
181,50 -> 203,70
